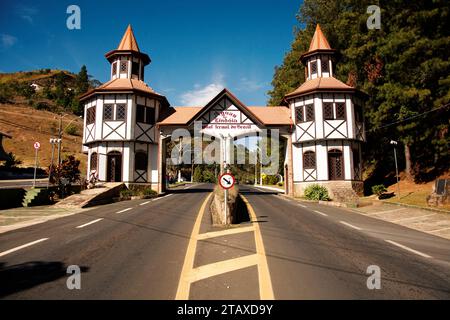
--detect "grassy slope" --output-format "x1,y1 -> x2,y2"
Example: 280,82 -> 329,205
0,69 -> 86,175
0,102 -> 86,175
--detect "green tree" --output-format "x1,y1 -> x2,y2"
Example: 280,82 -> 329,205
268,0 -> 450,183
193,166 -> 203,182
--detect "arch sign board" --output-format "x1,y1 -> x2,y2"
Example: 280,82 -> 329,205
219,173 -> 235,190
200,103 -> 261,138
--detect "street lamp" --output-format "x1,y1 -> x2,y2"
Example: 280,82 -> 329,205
390,140 -> 400,199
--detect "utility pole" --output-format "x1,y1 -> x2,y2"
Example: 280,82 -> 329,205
390,140 -> 400,199
48,138 -> 57,188
57,116 -> 62,166
254,148 -> 257,185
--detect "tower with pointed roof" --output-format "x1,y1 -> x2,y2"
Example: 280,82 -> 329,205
284,25 -> 366,201
80,25 -> 170,189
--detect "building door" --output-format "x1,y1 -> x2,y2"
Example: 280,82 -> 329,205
107,151 -> 122,182
328,149 -> 344,180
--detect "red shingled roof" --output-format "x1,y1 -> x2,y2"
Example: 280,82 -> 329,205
285,77 -> 355,98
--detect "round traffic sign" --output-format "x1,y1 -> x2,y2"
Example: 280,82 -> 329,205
219,173 -> 235,190
34,142 -> 41,149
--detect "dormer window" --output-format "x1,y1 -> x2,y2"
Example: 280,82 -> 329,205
321,58 -> 329,73
120,61 -> 128,74
132,61 -> 140,77
310,61 -> 317,75
112,62 -> 117,77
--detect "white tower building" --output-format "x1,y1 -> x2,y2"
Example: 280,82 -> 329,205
284,25 -> 366,201
80,25 -> 170,191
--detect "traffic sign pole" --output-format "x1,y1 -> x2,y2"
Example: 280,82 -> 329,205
33,147 -> 38,188
33,142 -> 40,188
219,171 -> 235,225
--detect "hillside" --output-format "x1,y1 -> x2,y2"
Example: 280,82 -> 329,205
0,102 -> 86,174
0,68 -> 96,176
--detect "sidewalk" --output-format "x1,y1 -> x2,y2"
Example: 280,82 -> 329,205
0,205 -> 90,234
349,201 -> 450,240
253,185 -> 450,241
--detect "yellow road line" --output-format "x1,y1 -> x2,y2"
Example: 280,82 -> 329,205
188,254 -> 258,282
241,195 -> 275,300
197,225 -> 255,240
175,192 -> 212,300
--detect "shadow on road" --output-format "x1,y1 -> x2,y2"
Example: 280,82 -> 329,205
0,261 -> 89,298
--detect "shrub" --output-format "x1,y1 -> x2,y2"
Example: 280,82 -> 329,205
142,188 -> 157,197
33,101 -> 51,111
193,166 -> 202,182
120,189 -> 133,199
371,184 -> 387,196
304,184 -> 330,201
48,155 -> 81,198
3,152 -> 22,168
202,170 -> 216,183
64,124 -> 78,136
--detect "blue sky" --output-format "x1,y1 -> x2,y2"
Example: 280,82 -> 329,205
0,0 -> 303,106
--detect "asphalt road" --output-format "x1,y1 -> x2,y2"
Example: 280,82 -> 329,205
0,179 -> 48,189
242,185 -> 450,299
0,183 -> 449,299
0,184 -> 213,299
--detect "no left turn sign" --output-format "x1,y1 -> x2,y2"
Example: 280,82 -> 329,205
219,173 -> 235,190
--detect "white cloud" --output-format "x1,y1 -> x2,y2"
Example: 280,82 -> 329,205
179,75 -> 225,106
16,4 -> 38,24
1,34 -> 17,49
238,77 -> 266,92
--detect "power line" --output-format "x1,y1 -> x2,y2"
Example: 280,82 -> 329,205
365,102 -> 450,133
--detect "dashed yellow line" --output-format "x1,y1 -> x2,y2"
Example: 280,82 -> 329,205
175,192 -> 212,300
188,254 -> 259,282
196,225 -> 255,240
176,193 -> 274,300
241,195 -> 275,300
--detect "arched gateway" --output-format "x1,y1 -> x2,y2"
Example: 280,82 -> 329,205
80,24 -> 365,201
